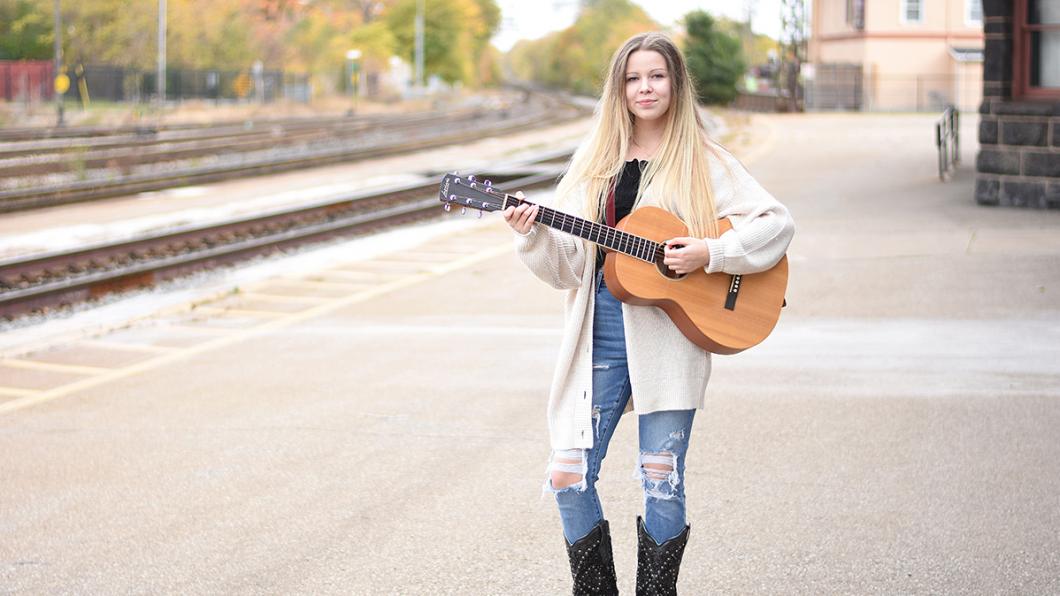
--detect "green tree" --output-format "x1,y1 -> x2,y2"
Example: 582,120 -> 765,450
712,15 -> 777,67
384,0 -> 500,86
0,0 -> 52,59
56,0 -> 155,69
505,0 -> 656,96
683,10 -> 745,105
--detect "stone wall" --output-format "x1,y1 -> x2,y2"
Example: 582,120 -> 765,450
976,0 -> 1060,208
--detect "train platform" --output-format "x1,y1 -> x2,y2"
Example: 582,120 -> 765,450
2,112 -> 1059,593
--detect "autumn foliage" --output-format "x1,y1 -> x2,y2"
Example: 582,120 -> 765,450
0,0 -> 501,93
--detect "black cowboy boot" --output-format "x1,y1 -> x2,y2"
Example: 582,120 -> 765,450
635,516 -> 690,596
565,519 -> 619,595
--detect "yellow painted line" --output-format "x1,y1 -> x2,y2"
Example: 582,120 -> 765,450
164,325 -> 236,336
266,278 -> 371,290
0,387 -> 40,398
1,358 -> 111,376
392,251 -> 475,261
192,306 -> 288,318
302,270 -> 388,283
0,242 -> 513,416
238,292 -> 331,305
426,244 -> 512,275
77,340 -> 178,354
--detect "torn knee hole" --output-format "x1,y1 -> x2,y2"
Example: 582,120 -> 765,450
547,449 -> 587,492
550,470 -> 584,489
639,451 -> 677,482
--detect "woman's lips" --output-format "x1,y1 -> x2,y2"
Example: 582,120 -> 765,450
636,99 -> 656,107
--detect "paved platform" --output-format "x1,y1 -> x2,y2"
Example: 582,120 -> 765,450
2,112 -> 1059,594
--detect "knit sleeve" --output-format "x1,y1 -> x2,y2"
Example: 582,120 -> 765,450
703,147 -> 795,275
513,226 -> 587,290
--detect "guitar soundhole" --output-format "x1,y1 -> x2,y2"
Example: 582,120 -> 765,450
654,254 -> 686,281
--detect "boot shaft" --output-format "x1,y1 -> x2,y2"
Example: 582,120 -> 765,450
635,516 -> 690,596
565,519 -> 619,595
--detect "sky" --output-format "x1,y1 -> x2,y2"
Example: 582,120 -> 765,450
490,0 -> 784,52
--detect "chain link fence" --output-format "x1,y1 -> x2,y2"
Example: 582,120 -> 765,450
0,61 -> 310,105
802,63 -> 982,112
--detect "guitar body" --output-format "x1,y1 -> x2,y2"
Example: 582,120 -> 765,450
602,206 -> 788,355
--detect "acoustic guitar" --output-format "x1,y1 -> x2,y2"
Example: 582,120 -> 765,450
438,173 -> 788,354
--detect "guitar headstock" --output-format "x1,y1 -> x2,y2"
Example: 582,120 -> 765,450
438,173 -> 514,215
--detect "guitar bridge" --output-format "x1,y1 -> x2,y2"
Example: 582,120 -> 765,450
724,275 -> 742,311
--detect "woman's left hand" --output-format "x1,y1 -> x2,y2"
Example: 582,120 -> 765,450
663,237 -> 710,274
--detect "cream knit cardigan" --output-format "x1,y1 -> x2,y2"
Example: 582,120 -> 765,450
515,144 -> 795,450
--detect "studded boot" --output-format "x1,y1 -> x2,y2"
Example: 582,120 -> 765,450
635,516 -> 690,596
565,519 -> 619,595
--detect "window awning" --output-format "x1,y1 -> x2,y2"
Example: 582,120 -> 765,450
949,47 -> 985,62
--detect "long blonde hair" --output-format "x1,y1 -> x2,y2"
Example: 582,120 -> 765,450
556,32 -> 719,239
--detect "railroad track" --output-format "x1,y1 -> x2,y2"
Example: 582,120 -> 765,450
0,158 -> 569,321
0,103 -> 502,153
0,107 -> 496,164
0,90 -> 586,212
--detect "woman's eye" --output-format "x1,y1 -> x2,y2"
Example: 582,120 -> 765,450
626,76 -> 638,82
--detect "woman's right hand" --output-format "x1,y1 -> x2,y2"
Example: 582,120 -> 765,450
501,191 -> 539,235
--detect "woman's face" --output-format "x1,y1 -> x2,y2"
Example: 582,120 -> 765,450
624,50 -> 672,125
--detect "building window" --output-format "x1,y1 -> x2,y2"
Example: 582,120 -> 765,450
846,0 -> 865,30
967,0 -> 982,25
901,0 -> 924,24
1014,0 -> 1060,98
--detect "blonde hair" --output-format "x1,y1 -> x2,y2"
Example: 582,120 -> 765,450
556,32 -> 719,239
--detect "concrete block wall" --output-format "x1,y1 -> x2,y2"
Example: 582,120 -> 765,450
976,0 -> 1060,208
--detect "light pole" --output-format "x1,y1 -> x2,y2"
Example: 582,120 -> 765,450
157,0 -> 167,115
346,49 -> 362,112
53,0 -> 65,126
414,0 -> 424,91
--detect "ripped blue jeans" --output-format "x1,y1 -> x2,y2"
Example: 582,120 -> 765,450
548,271 -> 695,545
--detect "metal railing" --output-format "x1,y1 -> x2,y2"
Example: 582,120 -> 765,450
936,105 -> 959,181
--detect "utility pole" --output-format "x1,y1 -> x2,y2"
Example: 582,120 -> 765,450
744,0 -> 757,63
778,0 -> 806,112
414,0 -> 425,91
53,0 -> 64,126
157,0 -> 167,114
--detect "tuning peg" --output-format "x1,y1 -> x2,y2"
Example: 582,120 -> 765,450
443,203 -> 451,212
477,210 -> 483,219
468,175 -> 476,182
460,207 -> 467,215
484,179 -> 493,187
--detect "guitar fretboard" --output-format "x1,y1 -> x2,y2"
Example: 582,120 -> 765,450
503,195 -> 661,263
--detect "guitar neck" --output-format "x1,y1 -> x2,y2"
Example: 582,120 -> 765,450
503,194 -> 660,263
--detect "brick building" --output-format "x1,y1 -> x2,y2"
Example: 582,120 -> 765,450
976,0 -> 1060,208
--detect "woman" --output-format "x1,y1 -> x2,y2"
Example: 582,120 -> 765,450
503,32 -> 794,594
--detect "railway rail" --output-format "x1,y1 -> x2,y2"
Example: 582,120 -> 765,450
0,90 -> 585,213
0,106 -> 511,163
0,157 -> 568,321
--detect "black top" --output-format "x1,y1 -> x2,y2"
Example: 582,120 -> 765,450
613,159 -> 644,224
596,159 -> 646,271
